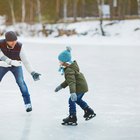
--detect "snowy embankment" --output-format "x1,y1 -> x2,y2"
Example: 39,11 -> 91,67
0,19 -> 140,46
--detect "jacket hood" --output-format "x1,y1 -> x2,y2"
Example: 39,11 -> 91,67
68,61 -> 80,72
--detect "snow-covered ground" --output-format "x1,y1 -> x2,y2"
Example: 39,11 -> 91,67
1,19 -> 140,40
0,38 -> 140,140
1,19 -> 140,47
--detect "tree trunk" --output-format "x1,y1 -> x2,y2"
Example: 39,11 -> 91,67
63,0 -> 68,22
81,0 -> 85,18
36,0 -> 42,23
73,0 -> 78,22
138,0 -> 140,16
8,0 -> 16,25
30,0 -> 34,23
56,0 -> 60,21
118,0 -> 125,20
109,0 -> 114,20
97,0 -> 105,36
21,0 -> 26,23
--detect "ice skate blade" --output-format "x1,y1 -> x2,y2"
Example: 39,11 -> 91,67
85,114 -> 96,121
61,122 -> 78,126
26,108 -> 32,112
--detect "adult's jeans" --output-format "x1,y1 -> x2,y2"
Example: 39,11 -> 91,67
69,93 -> 88,115
0,66 -> 31,105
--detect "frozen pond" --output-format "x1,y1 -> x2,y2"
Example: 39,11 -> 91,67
0,41 -> 140,140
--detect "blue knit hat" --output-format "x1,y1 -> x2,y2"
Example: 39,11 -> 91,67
58,47 -> 72,63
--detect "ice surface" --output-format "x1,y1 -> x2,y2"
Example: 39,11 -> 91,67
0,39 -> 140,140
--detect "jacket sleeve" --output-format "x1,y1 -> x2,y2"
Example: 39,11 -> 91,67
64,68 -> 76,93
61,80 -> 68,88
20,47 -> 34,74
0,49 -> 11,64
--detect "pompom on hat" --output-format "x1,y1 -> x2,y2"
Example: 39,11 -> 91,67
5,31 -> 17,41
58,46 -> 72,63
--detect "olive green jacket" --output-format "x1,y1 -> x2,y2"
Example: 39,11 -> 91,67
60,61 -> 88,94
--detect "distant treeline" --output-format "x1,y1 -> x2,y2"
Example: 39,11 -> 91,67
0,0 -> 139,24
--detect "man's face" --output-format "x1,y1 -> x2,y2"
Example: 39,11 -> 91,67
6,41 -> 17,49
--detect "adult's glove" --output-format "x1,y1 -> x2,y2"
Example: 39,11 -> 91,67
31,71 -> 41,81
54,85 -> 62,92
10,60 -> 22,67
70,93 -> 77,102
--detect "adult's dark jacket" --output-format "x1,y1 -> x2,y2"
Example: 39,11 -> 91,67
0,39 -> 22,61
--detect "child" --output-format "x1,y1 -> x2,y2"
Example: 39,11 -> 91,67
55,47 -> 96,125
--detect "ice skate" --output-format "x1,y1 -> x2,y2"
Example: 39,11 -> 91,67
62,115 -> 78,126
84,107 -> 96,121
25,103 -> 32,112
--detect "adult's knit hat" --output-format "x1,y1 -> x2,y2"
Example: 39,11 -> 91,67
58,46 -> 72,62
5,31 -> 17,41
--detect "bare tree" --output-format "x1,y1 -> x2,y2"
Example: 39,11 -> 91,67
73,0 -> 78,22
97,0 -> 105,36
109,0 -> 119,20
56,0 -> 60,21
109,0 -> 114,20
81,0 -> 86,18
21,0 -> 26,22
29,0 -> 34,23
8,0 -> 16,25
36,0 -> 42,23
113,0 -> 118,7
137,0 -> 140,16
63,0 -> 68,22
126,0 -> 131,16
118,0 -> 126,20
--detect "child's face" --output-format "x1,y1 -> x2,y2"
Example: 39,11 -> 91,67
59,61 -> 64,66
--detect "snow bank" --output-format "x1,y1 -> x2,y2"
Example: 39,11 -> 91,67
0,19 -> 140,46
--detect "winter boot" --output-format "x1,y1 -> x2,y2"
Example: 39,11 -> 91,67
25,103 -> 32,112
62,115 -> 77,125
83,107 -> 96,120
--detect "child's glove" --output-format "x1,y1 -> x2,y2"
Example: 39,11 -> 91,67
70,93 -> 77,101
31,71 -> 41,81
55,85 -> 62,92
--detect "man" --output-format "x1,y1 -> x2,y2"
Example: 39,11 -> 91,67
0,31 -> 41,112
